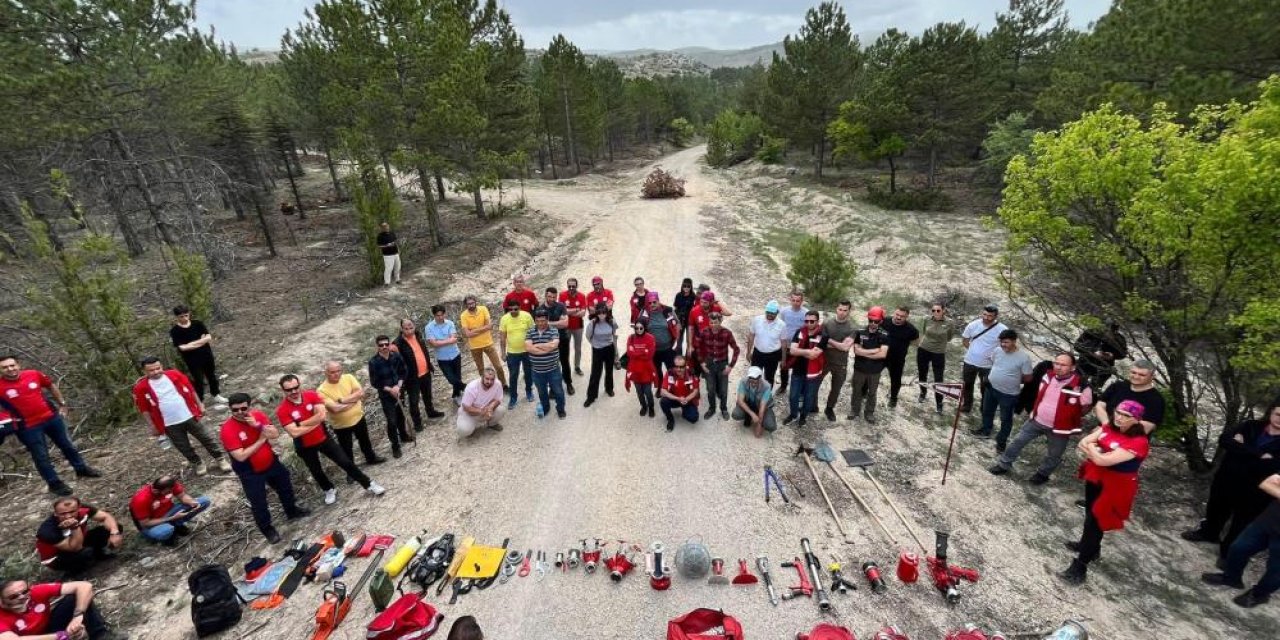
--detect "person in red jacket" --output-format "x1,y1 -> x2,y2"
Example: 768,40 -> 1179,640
686,290 -> 731,355
989,353 -> 1093,484
132,356 -> 230,475
502,275 -> 539,313
586,276 -> 615,312
628,277 -> 649,325
0,579 -> 123,640
1059,399 -> 1150,585
275,375 -> 385,507
0,355 -> 99,496
624,321 -> 658,418
658,355 -> 701,432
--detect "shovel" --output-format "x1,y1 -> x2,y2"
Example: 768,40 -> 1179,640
837,446 -> 927,553
799,444 -> 854,544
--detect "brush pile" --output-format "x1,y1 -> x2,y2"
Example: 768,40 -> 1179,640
641,166 -> 686,199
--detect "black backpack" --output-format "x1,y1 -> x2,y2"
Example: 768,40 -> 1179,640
189,564 -> 243,637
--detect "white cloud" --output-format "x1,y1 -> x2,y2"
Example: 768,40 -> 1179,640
521,9 -> 803,51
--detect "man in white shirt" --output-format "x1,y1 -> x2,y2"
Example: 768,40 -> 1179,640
131,356 -> 230,475
959,304 -> 1008,413
456,368 -> 507,438
746,300 -> 788,387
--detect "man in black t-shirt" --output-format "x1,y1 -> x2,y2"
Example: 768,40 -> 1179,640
882,306 -> 921,408
1094,359 -> 1164,435
537,287 -> 574,395
848,307 -> 890,424
35,497 -> 123,576
168,306 -> 224,404
377,222 -> 401,286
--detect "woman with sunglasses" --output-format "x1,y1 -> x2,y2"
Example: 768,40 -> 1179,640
0,579 -> 123,640
916,302 -> 954,414
583,304 -> 618,407
672,278 -> 697,354
1060,399 -> 1150,585
624,321 -> 657,417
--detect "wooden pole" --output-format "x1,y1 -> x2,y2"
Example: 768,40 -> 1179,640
799,449 -> 852,543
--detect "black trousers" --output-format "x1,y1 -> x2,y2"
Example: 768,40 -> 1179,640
653,347 -> 677,382
960,363 -> 989,412
750,350 -> 782,385
558,333 -> 575,387
48,596 -> 110,639
1076,481 -> 1105,565
916,348 -> 946,407
1201,472 -> 1274,558
437,357 -> 466,397
296,436 -> 370,491
886,353 -> 908,402
181,355 -> 220,398
334,417 -> 379,464
47,527 -> 112,576
404,373 -> 439,430
586,345 -> 616,400
378,395 -> 411,449
634,383 -> 654,413
238,460 -> 299,533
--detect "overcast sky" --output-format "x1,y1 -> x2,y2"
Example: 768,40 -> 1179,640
197,0 -> 1113,52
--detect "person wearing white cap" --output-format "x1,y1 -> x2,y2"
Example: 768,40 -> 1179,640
746,300 -> 787,386
733,366 -> 777,438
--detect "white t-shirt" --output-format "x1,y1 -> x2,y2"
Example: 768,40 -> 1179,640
148,375 -> 194,426
962,319 -> 1009,367
750,315 -> 788,353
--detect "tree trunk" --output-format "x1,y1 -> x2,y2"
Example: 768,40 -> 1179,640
927,146 -> 938,189
381,152 -> 395,191
249,189 -> 278,257
282,152 -> 305,221
288,144 -> 304,178
97,173 -> 144,256
561,85 -> 578,175
888,156 -> 898,194
225,187 -> 247,221
415,166 -> 444,247
434,172 -> 446,202
546,130 -> 558,179
1149,334 -> 1210,472
323,140 -> 346,200
166,136 -> 208,237
815,137 -> 826,179
472,186 -> 484,219
109,128 -> 178,247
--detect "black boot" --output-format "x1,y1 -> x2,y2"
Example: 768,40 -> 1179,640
1233,588 -> 1270,608
1057,559 -> 1087,585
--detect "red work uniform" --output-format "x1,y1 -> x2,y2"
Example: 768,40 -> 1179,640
128,481 -> 185,525
686,302 -> 725,351
34,506 -> 94,565
0,582 -> 62,635
1080,424 -> 1150,531
586,289 -> 615,312
661,370 -> 700,403
275,391 -> 328,448
503,288 -> 539,313
628,290 -> 649,325
219,411 -> 278,473
0,369 -> 58,427
625,332 -> 658,388
131,369 -> 202,435
559,289 -> 588,331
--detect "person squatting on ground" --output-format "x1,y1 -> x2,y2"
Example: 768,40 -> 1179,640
777,291 -> 809,395
128,474 -> 211,545
0,356 -> 100,496
425,306 -> 467,403
583,304 -> 618,407
376,222 -> 401,286
131,356 -> 230,476
220,393 -> 310,543
34,498 -> 122,577
525,309 -> 566,419
989,353 -> 1094,485
696,312 -> 739,421
819,301 -> 856,422
367,336 -> 414,459
659,355 -> 701,431
559,278 -> 588,376
459,296 -> 507,388
846,307 -> 889,425
1059,399 -> 1150,585
498,302 -> 535,407
1183,400 -> 1280,560
456,368 -> 507,438
625,320 -> 658,418
0,578 -> 125,640
639,292 -> 680,381
672,278 -> 697,354
734,366 -> 777,438
168,306 -> 225,404
974,329 -> 1034,450
882,306 -> 920,408
916,302 -> 955,414
784,310 -> 827,428
274,375 -> 386,506
1201,472 -> 1280,609
960,305 -> 1007,413
536,287 -> 575,396
316,361 -> 386,467
746,300 -> 787,386
394,318 -> 445,430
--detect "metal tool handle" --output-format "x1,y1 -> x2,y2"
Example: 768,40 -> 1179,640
756,556 -> 778,606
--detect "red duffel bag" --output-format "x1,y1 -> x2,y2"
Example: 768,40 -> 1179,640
797,623 -> 855,640
666,608 -> 744,640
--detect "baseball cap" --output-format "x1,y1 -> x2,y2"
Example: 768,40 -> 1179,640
700,291 -> 716,302
747,366 -> 763,379
867,306 -> 885,321
764,300 -> 780,314
591,276 -> 603,284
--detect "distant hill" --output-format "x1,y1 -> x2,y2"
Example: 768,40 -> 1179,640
599,42 -> 785,69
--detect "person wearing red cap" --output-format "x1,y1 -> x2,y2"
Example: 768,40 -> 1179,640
502,275 -> 539,314
847,307 -> 890,424
1059,399 -> 1150,585
586,276 -> 615,311
559,278 -> 589,376
639,291 -> 680,381
686,289 -> 731,355
628,277 -> 649,325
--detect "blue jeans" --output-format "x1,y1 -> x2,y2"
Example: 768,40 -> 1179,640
141,496 -> 212,542
15,415 -> 88,486
787,371 -> 820,418
1224,520 -> 1280,598
532,368 -> 565,414
980,385 -> 1019,444
506,353 -> 533,401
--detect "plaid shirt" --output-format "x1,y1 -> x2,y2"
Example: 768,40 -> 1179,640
696,326 -> 740,366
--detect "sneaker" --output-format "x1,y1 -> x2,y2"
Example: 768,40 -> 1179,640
401,431 -> 416,443
264,527 -> 283,544
995,442 -> 1007,454
783,414 -> 798,426
488,423 -> 504,432
1028,472 -> 1050,485
217,458 -> 233,473
606,389 -> 614,397
452,397 -> 462,407
846,414 -> 858,422
935,405 -> 944,414
721,410 -> 729,421
367,481 -> 386,496
392,446 -> 403,459
366,456 -> 387,465
918,391 -> 927,402
988,464 -> 1009,476
535,405 -> 545,419
413,424 -> 425,433
1200,572 -> 1245,589
526,391 -> 535,402
173,523 -> 193,536
1057,560 -> 1087,585
584,398 -> 595,408
1180,528 -> 1216,543
888,398 -> 898,409
666,418 -> 675,432
1233,589 -> 1269,608
75,466 -> 103,478
864,414 -> 877,425
639,406 -> 648,416
193,461 -> 209,476
704,408 -> 716,419
648,407 -> 656,418
557,410 -> 566,419
575,367 -> 585,376
286,506 -> 312,519
212,395 -> 229,405
427,410 -> 445,419
324,489 -> 337,505
798,417 -> 807,428
824,408 -> 837,422
1063,540 -> 1081,553
969,428 -> 991,439
508,398 -> 518,410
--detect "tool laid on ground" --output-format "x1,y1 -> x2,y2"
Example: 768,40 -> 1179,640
764,465 -> 789,503
828,562 -> 858,594
311,549 -> 383,640
675,539 -> 711,579
862,561 -> 888,594
784,472 -> 806,498
604,541 -> 637,582
756,556 -> 778,605
582,539 -> 602,573
647,541 -> 671,590
798,445 -> 854,543
779,557 -> 811,601
818,442 -> 901,550
567,547 -> 581,569
870,626 -> 910,640
401,534 -> 454,592
927,530 -> 979,604
731,558 -> 759,586
801,538 -> 831,611
897,552 -> 920,584
554,551 -> 565,571
434,535 -> 472,596
840,448 -> 929,554
383,535 -> 422,579
499,549 -> 523,584
470,538 -> 509,591
707,558 -> 729,585
535,550 -> 548,580
517,548 -> 532,578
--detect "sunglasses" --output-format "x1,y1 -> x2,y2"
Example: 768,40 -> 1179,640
377,342 -> 390,347
805,320 -> 818,324
673,366 -> 686,370
230,406 -> 250,413
282,386 -> 300,393
932,309 -> 943,313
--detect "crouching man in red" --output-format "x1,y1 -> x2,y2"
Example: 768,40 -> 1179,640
658,356 -> 700,432
128,475 -> 211,545
1059,399 -> 1149,585
0,579 -> 124,640
34,498 -> 123,577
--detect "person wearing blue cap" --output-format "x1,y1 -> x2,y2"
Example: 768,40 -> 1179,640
746,300 -> 787,386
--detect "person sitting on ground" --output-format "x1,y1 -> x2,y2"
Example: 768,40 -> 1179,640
132,356 -> 231,476
658,355 -> 700,432
456,368 -> 506,438
447,615 -> 483,640
989,353 -> 1094,485
0,578 -> 125,640
733,366 -> 777,438
128,474 -> 212,545
1201,473 -> 1280,609
35,498 -> 123,577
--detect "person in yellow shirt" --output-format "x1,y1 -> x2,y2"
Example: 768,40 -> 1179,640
460,295 -> 507,388
316,360 -> 386,467
498,302 -> 535,408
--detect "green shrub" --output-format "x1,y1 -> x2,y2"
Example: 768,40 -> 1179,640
669,118 -> 696,147
348,167 -> 404,286
172,248 -> 214,322
755,136 -> 786,164
706,110 -> 765,168
865,184 -> 954,211
787,235 -> 856,304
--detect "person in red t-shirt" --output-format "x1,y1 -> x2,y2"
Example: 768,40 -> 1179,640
0,356 -> 100,496
220,392 -> 308,543
658,355 -> 701,431
0,579 -> 118,640
559,278 -> 589,376
685,290 -> 731,355
502,275 -> 539,313
129,475 -> 211,545
275,375 -> 385,507
585,276 -> 615,312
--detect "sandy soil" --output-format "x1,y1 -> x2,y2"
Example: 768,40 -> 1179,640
109,146 -> 1276,640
